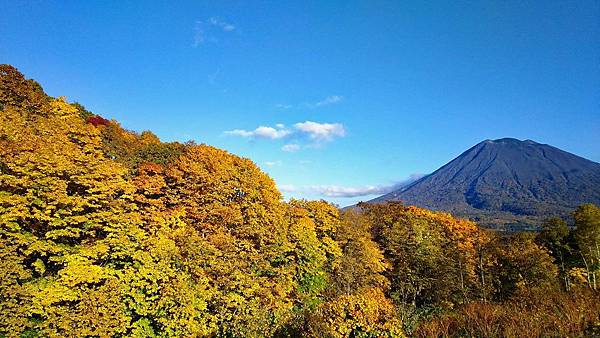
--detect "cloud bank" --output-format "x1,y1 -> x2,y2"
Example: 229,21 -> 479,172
279,174 -> 424,198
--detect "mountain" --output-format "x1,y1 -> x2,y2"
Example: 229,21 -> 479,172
370,138 -> 600,229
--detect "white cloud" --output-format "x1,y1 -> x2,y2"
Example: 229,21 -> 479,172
276,95 -> 343,110
193,17 -> 236,47
275,103 -> 292,110
315,95 -> 344,107
208,17 -> 236,31
281,143 -> 301,152
225,125 -> 291,139
284,174 -> 424,198
278,184 -> 296,193
294,121 -> 346,141
225,121 -> 345,144
207,68 -> 221,85
306,185 -> 391,198
193,22 -> 204,46
264,160 -> 282,167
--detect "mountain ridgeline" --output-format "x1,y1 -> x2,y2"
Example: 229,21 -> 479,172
371,138 -> 600,229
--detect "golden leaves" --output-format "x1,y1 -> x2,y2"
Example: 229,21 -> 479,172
308,287 -> 404,338
0,66 -> 404,337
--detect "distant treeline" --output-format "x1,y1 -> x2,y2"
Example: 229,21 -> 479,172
1,64 -> 599,337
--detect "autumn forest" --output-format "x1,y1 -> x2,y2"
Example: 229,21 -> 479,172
1,65 -> 600,337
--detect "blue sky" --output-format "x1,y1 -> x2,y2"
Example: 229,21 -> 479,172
2,1 -> 599,206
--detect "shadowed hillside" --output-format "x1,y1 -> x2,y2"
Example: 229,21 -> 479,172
371,138 -> 600,229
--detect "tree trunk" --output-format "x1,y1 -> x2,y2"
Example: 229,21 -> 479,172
581,252 -> 593,289
478,248 -> 487,303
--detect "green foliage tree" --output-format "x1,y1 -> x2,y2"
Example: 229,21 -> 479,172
490,233 -> 559,300
574,204 -> 600,290
359,202 -> 481,332
0,64 -> 49,112
537,217 -> 573,290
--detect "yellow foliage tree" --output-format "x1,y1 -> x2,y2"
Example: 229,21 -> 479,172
307,287 -> 404,338
133,144 -> 297,336
0,93 -> 139,335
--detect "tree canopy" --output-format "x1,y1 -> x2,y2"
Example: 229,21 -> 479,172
1,64 -> 599,337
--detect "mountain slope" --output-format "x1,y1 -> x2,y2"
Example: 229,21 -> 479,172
370,138 -> 600,228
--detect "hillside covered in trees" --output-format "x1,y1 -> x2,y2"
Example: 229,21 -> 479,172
1,64 -> 600,337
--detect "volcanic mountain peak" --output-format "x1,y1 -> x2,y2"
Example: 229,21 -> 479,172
370,138 -> 600,229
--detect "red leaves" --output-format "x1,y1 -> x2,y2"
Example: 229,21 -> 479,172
87,115 -> 110,127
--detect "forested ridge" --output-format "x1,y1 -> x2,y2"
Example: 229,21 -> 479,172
1,64 -> 600,337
